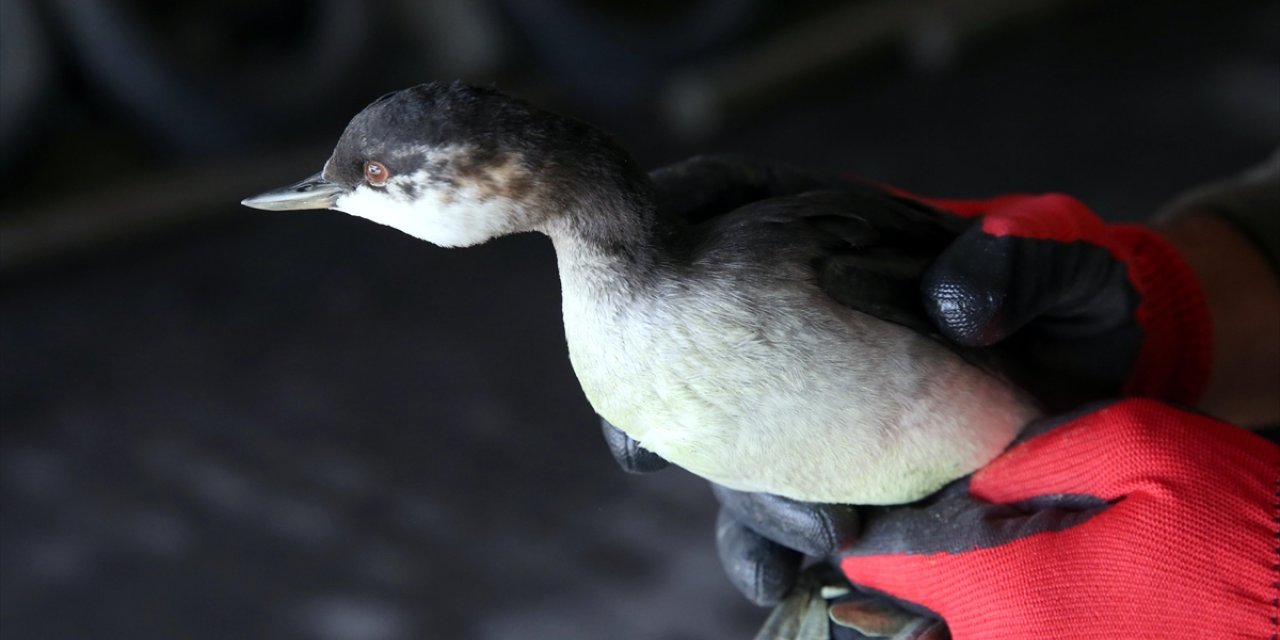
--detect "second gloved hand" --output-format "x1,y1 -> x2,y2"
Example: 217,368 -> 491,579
837,400 -> 1277,639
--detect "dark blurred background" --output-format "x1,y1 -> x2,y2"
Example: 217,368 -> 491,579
0,1 -> 1276,639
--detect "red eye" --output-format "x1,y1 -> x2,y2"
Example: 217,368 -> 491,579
364,160 -> 390,186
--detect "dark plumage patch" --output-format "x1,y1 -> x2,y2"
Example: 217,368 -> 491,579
397,181 -> 420,199
323,82 -> 639,186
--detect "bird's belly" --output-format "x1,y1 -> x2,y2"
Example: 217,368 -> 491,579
564,296 -> 1035,505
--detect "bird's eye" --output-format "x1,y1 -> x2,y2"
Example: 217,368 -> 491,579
364,160 -> 390,186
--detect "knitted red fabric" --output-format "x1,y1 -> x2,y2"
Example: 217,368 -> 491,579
840,400 -> 1279,639
1107,225 -> 1213,405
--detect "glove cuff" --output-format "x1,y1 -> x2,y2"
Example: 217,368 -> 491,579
1108,225 -> 1212,405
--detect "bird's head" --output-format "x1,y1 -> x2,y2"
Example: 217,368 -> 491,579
242,81 -> 645,247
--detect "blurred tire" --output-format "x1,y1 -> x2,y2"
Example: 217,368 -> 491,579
46,0 -> 370,155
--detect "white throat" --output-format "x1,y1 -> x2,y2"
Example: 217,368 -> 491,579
329,148 -> 542,248
333,178 -> 521,248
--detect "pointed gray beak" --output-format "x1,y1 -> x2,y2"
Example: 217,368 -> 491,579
241,172 -> 347,211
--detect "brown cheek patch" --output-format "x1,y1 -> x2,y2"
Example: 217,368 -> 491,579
461,152 -> 538,203
451,147 -> 497,183
489,156 -> 537,200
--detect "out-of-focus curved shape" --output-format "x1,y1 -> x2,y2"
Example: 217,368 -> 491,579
0,0 -> 53,170
46,0 -> 371,155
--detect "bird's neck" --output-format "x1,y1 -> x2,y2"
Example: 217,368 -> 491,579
544,201 -> 663,303
525,114 -> 688,301
541,167 -> 685,305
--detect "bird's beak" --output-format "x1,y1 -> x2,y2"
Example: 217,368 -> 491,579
241,172 -> 347,211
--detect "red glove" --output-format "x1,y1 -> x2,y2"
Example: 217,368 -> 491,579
907,189 -> 1213,408
838,399 -> 1279,639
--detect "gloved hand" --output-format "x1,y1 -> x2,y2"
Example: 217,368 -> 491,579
833,399 -> 1278,639
904,189 -> 1213,409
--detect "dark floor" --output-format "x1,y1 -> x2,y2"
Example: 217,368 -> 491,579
2,2 -> 1278,639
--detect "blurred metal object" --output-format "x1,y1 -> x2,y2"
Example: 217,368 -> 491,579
0,0 -> 53,170
754,581 -> 830,640
661,0 -> 1085,138
45,0 -> 371,154
753,566 -> 945,640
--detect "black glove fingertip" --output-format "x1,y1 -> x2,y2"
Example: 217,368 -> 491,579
921,221 -> 1039,348
715,508 -> 803,607
921,226 -> 1015,347
712,485 -> 859,558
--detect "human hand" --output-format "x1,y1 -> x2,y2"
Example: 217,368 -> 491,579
906,190 -> 1213,410
1156,151 -> 1280,427
716,400 -> 1278,638
832,399 -> 1278,639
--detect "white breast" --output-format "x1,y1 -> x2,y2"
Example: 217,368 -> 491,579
560,266 -> 1039,505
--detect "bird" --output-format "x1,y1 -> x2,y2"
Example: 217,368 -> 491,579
242,81 -> 1041,505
